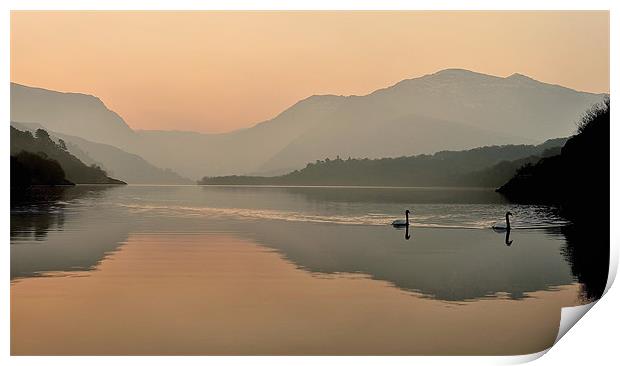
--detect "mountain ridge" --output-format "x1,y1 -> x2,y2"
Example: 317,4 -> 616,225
11,69 -> 607,179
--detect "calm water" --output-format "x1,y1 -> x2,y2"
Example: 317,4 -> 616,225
10,185 -> 608,355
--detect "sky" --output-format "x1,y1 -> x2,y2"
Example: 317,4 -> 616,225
11,11 -> 609,134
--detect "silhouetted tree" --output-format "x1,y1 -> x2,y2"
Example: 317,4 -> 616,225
35,128 -> 51,141
11,127 -> 125,185
11,151 -> 71,187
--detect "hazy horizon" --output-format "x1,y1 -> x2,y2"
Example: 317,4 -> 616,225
11,11 -> 609,133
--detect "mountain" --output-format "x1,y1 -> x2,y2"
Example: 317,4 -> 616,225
10,70 -> 606,179
61,135 -> 192,184
199,138 -> 567,187
11,122 -> 191,184
10,83 -> 135,146
10,127 -> 125,185
255,70 -> 605,174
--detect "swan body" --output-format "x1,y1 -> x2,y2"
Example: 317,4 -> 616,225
392,219 -> 408,226
492,212 -> 512,231
392,210 -> 410,227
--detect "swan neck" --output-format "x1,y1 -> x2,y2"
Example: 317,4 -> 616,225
506,214 -> 511,228
406,211 -> 409,223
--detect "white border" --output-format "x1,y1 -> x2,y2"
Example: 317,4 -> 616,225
2,1 -> 617,365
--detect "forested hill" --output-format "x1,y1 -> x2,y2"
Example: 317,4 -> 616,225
199,139 -> 566,187
497,99 -> 609,223
11,127 -> 126,185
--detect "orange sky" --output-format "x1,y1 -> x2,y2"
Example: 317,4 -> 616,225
11,11 -> 609,133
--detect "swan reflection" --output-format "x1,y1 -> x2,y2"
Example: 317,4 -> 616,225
392,223 -> 411,240
505,228 -> 513,246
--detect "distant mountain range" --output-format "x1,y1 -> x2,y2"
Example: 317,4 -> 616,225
10,69 -> 607,180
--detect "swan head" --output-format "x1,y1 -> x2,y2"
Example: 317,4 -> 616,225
506,211 -> 513,217
405,210 -> 410,214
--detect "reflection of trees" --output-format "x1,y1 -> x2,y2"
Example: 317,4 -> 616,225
11,185 -> 128,281
11,186 -> 115,241
12,187 -> 68,241
561,225 -> 609,301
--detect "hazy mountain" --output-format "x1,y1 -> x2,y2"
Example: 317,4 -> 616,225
256,70 -> 604,173
10,83 -> 135,146
11,122 -> 191,184
257,114 -> 519,174
131,95 -> 347,178
10,70 -> 606,179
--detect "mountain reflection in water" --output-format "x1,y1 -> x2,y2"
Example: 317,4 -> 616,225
10,185 -> 607,302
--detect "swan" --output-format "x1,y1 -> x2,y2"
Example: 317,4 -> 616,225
492,211 -> 513,231
392,210 -> 410,227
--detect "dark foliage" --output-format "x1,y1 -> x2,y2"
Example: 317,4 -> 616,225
11,127 -> 126,185
497,99 -> 609,224
499,100 -> 611,299
199,140 -> 566,187
11,151 -> 73,187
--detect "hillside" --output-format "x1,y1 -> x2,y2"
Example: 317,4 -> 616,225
11,152 -> 73,187
199,139 -> 566,187
11,70 -> 606,179
10,83 -> 135,146
497,99 -> 609,223
10,127 -> 126,185
12,122 -> 191,184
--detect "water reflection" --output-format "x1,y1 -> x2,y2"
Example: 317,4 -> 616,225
233,220 -> 574,301
10,185 -> 130,280
11,187 -> 70,241
10,185 -> 608,303
393,225 -> 411,240
199,186 -> 565,229
11,232 -> 580,356
561,225 -> 609,301
279,186 -> 510,204
505,229 -> 513,246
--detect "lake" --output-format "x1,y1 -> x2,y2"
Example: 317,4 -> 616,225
10,185 -> 608,355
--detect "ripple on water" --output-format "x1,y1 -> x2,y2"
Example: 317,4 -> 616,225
116,203 -> 569,230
